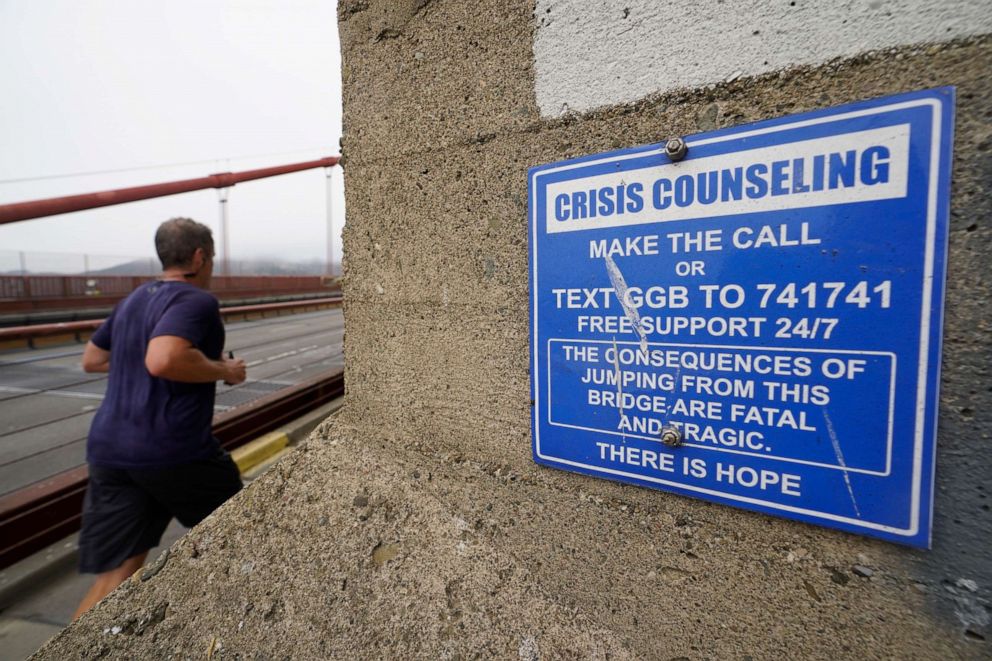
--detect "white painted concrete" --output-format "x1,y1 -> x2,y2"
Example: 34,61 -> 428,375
533,0 -> 992,116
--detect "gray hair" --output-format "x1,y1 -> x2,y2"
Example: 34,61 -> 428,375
155,217 -> 214,270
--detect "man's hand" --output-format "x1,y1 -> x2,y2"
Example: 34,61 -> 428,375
222,357 -> 247,385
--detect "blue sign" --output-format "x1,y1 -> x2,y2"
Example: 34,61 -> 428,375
528,88 -> 954,548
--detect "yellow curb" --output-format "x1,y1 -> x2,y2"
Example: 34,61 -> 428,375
231,431 -> 289,474
241,446 -> 294,481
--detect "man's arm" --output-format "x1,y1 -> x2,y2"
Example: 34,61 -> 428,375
145,335 -> 246,384
81,341 -> 111,373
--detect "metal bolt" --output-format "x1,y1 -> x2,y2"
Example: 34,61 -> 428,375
660,424 -> 683,448
664,137 -> 688,162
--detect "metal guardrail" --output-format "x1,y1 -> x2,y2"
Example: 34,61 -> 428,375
0,296 -> 343,347
0,369 -> 344,570
0,275 -> 338,313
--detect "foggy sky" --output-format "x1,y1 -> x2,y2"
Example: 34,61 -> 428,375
0,0 -> 344,270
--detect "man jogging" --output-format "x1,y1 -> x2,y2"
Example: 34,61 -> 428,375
74,217 -> 246,619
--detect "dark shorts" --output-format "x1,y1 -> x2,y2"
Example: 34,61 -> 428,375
78,449 -> 242,574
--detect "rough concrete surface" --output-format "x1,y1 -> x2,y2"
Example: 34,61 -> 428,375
32,421 -> 988,659
338,0 -> 538,159
38,2 -> 990,658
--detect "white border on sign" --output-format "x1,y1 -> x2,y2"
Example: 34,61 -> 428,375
546,338 -> 897,476
530,97 -> 942,537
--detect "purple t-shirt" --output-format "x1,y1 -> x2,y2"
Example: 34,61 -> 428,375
87,281 -> 225,469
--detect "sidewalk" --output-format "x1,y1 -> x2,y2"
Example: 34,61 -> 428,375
0,521 -> 186,661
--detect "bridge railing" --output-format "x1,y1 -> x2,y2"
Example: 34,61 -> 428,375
0,275 -> 339,313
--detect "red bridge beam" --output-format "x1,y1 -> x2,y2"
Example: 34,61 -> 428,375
0,156 -> 340,225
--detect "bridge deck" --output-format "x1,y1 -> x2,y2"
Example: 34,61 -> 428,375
0,308 -> 343,497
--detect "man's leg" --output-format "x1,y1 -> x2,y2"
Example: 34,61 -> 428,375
76,465 -> 172,619
73,550 -> 149,620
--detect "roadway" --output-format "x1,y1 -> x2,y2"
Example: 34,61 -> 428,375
0,308 -> 343,497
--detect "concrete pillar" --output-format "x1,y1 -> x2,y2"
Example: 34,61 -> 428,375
38,3 -> 991,658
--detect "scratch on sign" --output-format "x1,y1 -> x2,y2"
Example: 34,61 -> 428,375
603,254 -> 649,355
821,407 -> 861,518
